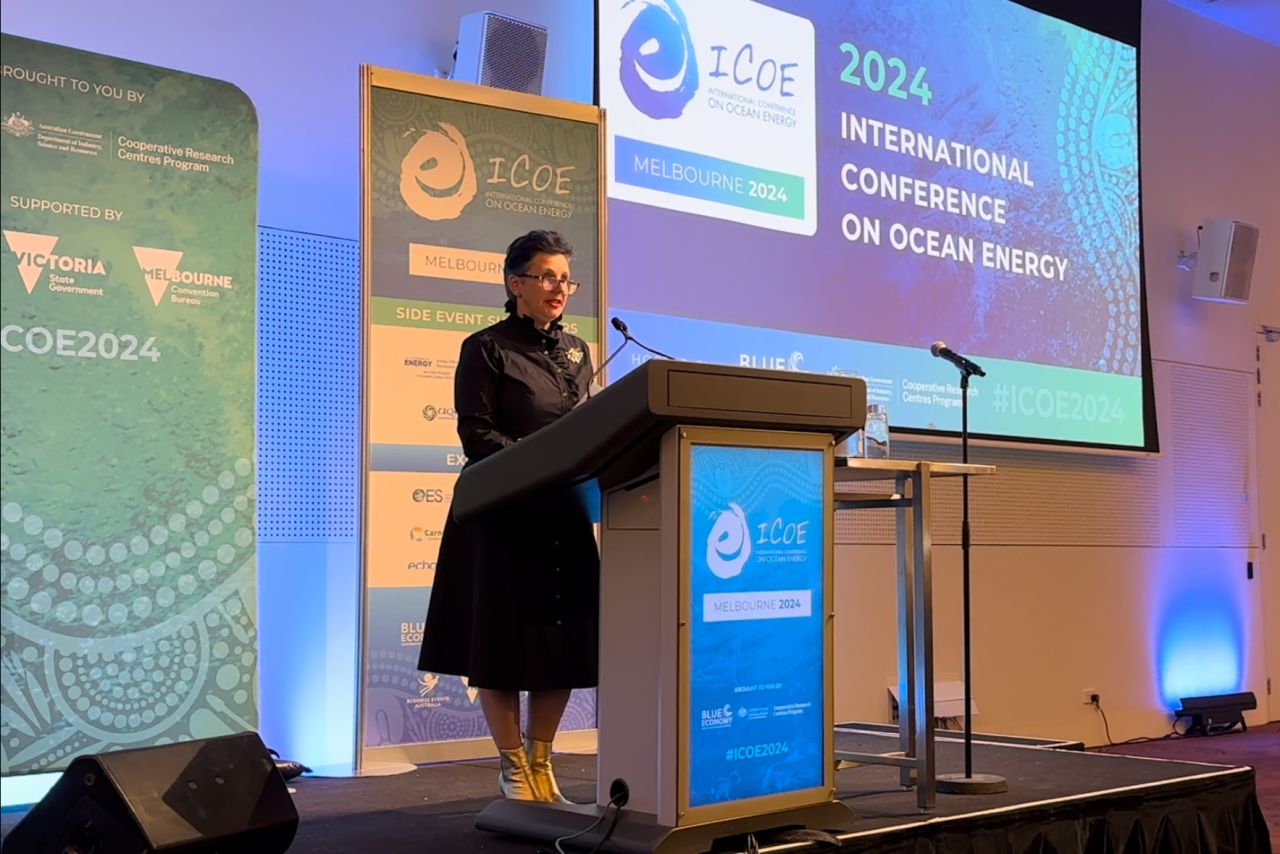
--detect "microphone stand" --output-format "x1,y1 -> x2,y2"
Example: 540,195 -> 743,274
618,331 -> 676,361
936,366 -> 1007,795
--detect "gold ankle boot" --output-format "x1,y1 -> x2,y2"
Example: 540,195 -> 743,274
525,736 -> 571,804
497,745 -> 539,800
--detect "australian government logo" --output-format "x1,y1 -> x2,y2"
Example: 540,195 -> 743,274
2,230 -> 106,296
132,246 -> 233,306
1,112 -> 103,157
2,112 -> 34,138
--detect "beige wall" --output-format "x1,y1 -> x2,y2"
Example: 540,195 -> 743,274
833,0 -> 1280,745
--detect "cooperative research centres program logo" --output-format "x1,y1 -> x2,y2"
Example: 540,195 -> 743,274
620,0 -> 699,119
399,121 -> 477,221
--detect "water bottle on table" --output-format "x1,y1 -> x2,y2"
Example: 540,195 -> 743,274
863,403 -> 890,459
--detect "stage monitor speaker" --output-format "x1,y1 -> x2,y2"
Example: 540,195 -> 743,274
6,731 -> 298,854
454,11 -> 548,95
1193,218 -> 1259,304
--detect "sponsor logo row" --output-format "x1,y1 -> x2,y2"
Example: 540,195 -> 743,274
2,229 -> 232,306
700,700 -> 811,729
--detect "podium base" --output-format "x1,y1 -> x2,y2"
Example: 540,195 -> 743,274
936,772 -> 1008,794
475,798 -> 853,854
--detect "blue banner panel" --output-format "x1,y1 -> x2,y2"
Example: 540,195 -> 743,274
687,444 -> 825,807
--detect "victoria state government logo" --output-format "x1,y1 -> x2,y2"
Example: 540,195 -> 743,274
620,0 -> 699,119
399,121 -> 477,221
3,230 -> 106,293
706,502 -> 751,579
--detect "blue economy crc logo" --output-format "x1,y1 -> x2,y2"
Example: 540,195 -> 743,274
620,0 -> 698,119
706,502 -> 751,579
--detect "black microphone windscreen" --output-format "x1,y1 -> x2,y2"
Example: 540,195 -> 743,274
611,317 -> 629,335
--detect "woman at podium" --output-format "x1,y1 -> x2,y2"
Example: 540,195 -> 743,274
418,230 -> 599,803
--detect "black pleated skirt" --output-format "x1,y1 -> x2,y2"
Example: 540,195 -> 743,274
417,492 -> 599,691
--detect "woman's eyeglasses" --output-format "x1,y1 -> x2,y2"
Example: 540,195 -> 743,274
514,272 -> 580,295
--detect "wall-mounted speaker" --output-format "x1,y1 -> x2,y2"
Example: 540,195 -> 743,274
1192,218 -> 1259,304
5,732 -> 298,854
454,11 -> 548,95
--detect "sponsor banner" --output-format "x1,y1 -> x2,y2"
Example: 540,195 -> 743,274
688,445 -> 825,807
1,35 -> 258,774
369,325 -> 466,446
365,587 -> 599,747
368,84 -> 600,316
363,73 -> 602,749
364,586 -> 489,747
366,472 -> 455,589
371,295 -> 598,340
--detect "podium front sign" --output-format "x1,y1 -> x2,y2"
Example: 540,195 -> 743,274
679,433 -> 833,822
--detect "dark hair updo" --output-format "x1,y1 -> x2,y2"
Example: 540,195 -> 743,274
502,230 -> 574,314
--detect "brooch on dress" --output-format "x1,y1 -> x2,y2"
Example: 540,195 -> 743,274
566,347 -> 584,364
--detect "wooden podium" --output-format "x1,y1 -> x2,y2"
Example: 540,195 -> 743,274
452,361 -> 864,853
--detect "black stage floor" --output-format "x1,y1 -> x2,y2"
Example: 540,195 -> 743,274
1,727 -> 1269,853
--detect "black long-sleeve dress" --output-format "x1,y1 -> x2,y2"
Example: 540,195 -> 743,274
417,313 -> 599,690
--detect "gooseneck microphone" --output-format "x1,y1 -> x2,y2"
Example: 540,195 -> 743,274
930,341 -> 986,377
584,318 -> 677,400
613,316 -> 676,360
585,321 -> 631,398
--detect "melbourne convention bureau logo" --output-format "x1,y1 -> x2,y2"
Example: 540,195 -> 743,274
620,0 -> 699,119
706,502 -> 751,579
399,121 -> 477,221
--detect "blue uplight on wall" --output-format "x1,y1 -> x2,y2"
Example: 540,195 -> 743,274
1153,555 -> 1245,709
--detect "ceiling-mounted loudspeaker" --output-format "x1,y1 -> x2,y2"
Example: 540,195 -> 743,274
1192,218 -> 1259,304
454,12 -> 547,96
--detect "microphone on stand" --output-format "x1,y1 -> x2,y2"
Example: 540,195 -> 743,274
613,316 -> 676,361
930,341 -> 986,377
584,317 -> 677,402
584,320 -> 632,399
929,337 -> 1006,795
